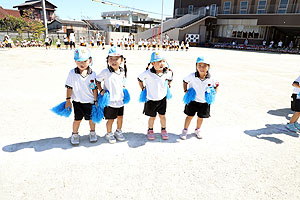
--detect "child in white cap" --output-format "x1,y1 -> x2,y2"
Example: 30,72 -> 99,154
286,75 -> 300,132
180,56 -> 219,140
138,52 -> 173,140
96,47 -> 128,144
65,47 -> 98,145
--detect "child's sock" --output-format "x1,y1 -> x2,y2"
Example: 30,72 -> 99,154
148,128 -> 153,131
161,127 -> 166,131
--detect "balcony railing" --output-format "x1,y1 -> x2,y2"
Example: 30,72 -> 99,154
218,3 -> 300,15
175,6 -> 219,17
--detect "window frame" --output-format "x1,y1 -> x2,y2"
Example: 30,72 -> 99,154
257,0 -> 267,14
223,1 -> 231,14
240,1 -> 249,14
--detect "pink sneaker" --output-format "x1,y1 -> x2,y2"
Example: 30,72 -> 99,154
147,130 -> 155,140
195,128 -> 202,139
161,129 -> 169,140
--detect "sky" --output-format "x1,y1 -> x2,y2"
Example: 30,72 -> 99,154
1,0 -> 174,20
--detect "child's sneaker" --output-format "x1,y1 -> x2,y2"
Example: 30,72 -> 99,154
180,129 -> 188,140
147,129 -> 155,140
71,133 -> 80,145
89,131 -> 97,143
114,130 -> 125,141
286,123 -> 299,132
194,128 -> 203,139
105,132 -> 116,144
161,129 -> 169,140
294,122 -> 300,132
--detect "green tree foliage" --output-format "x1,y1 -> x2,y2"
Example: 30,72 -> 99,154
0,9 -> 45,39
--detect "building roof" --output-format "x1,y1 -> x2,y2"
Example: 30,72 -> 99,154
0,6 -> 21,18
13,0 -> 57,9
50,19 -> 88,26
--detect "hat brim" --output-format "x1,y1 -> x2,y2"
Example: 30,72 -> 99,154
75,57 -> 90,62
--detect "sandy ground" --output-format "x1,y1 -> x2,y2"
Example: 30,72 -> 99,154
0,46 -> 300,200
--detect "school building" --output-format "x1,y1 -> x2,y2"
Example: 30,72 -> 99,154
216,0 -> 300,47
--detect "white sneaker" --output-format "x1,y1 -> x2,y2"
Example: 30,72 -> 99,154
195,129 -> 203,139
105,132 -> 116,144
71,133 -> 80,145
114,130 -> 125,141
89,131 -> 97,142
180,129 -> 188,140
294,122 -> 300,132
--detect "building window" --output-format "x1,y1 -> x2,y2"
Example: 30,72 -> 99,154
188,5 -> 194,14
210,4 -> 217,16
122,26 -> 129,33
240,1 -> 248,14
224,2 -> 231,14
257,0 -> 267,14
277,0 -> 289,13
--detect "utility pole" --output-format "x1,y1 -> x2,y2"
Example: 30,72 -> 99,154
42,0 -> 48,38
161,0 -> 164,45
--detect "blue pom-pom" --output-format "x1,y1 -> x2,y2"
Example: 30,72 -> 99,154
166,86 -> 172,100
205,87 -> 216,104
91,105 -> 104,124
123,88 -> 130,104
50,101 -> 72,117
183,88 -> 196,104
98,91 -> 110,109
139,89 -> 147,103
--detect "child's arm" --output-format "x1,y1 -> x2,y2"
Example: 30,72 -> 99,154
93,88 -> 98,106
65,88 -> 72,109
183,81 -> 188,93
138,79 -> 144,90
292,81 -> 300,88
96,81 -> 105,96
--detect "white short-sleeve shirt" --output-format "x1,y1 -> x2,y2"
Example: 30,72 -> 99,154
184,72 -> 219,103
293,75 -> 300,94
96,68 -> 125,108
65,68 -> 96,103
138,68 -> 173,101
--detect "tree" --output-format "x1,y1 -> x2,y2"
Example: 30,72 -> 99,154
21,9 -> 45,39
0,15 -> 27,31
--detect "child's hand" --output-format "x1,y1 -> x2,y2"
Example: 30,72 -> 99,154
100,89 -> 106,96
65,100 -> 72,110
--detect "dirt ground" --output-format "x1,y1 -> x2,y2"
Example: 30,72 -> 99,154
0,46 -> 300,200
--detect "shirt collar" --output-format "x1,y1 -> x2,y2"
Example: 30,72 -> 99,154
75,67 -> 92,75
195,71 -> 211,80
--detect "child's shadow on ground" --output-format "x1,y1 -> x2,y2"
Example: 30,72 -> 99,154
244,124 -> 298,144
2,132 -> 182,152
267,108 -> 293,121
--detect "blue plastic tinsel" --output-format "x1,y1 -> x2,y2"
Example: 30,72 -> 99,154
123,88 -> 130,104
205,86 -> 216,104
50,101 -> 72,117
183,88 -> 196,104
166,86 -> 172,100
91,104 -> 104,124
139,88 -> 147,103
98,91 -> 110,109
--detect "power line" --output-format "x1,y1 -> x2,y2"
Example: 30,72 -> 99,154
92,0 -> 171,16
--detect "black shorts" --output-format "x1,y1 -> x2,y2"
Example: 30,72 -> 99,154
104,106 -> 124,119
72,101 -> 93,121
64,42 -> 69,45
117,45 -> 121,47
143,97 -> 167,117
57,44 -> 61,47
291,94 -> 300,112
184,101 -> 210,118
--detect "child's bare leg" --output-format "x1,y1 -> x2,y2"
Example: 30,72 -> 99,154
116,116 -> 123,131
290,112 -> 300,123
148,117 -> 156,129
106,119 -> 114,133
184,116 -> 193,129
196,117 -> 204,129
158,114 -> 166,128
89,120 -> 95,131
73,120 -> 81,133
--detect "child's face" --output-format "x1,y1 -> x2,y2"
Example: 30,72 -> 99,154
196,63 -> 209,74
152,59 -> 166,72
75,58 -> 91,71
108,56 -> 123,70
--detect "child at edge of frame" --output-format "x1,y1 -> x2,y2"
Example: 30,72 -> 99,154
96,46 -> 128,144
65,47 -> 98,145
180,56 -> 219,140
137,51 -> 173,140
286,75 -> 300,132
